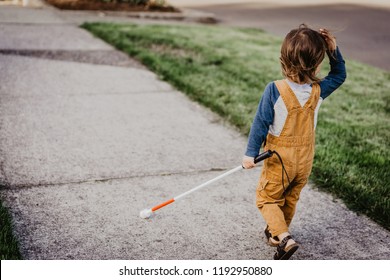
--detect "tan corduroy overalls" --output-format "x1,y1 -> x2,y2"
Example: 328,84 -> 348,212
256,79 -> 320,237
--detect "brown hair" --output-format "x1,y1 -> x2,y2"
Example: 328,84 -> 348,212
280,24 -> 327,84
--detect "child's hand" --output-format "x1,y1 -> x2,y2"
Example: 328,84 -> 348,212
242,156 -> 256,169
319,28 -> 337,52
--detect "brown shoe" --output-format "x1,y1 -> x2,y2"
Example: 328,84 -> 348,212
264,226 -> 280,247
274,236 -> 299,260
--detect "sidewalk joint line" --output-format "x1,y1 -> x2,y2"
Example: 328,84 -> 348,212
0,167 -> 248,190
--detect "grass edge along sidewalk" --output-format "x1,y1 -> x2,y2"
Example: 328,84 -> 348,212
0,197 -> 22,259
82,22 -> 390,230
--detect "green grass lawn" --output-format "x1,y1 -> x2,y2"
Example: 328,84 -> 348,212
82,22 -> 390,230
0,199 -> 22,259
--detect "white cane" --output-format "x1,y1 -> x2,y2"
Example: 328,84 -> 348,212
140,150 -> 273,219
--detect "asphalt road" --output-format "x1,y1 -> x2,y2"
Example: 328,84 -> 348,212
182,2 -> 390,71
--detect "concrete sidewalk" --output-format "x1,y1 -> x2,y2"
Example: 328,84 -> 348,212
0,5 -> 389,260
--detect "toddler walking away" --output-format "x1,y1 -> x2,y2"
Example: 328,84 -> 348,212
242,24 -> 346,260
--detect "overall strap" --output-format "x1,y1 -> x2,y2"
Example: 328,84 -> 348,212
274,80 -> 302,112
303,83 -> 321,110
275,80 -> 321,111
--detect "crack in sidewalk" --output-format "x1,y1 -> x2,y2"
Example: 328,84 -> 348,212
0,49 -> 146,68
0,166 -> 255,191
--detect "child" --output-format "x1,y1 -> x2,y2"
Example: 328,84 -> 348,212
242,24 -> 346,260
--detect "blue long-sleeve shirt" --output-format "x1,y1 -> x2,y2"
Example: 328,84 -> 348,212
245,47 -> 347,157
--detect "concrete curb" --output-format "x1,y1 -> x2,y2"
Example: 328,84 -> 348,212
100,8 -> 218,24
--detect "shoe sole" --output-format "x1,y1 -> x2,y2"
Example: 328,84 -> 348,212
267,238 -> 280,247
280,244 -> 299,260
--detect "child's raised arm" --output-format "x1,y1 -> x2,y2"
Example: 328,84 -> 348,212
318,29 -> 347,99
